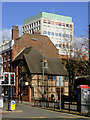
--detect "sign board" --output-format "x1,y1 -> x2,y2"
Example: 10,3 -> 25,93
11,101 -> 15,111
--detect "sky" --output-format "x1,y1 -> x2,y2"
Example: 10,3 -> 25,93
0,2 -> 89,42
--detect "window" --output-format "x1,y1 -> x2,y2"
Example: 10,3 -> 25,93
59,44 -> 62,48
38,26 -> 40,30
63,34 -> 65,37
70,24 -> 72,28
43,31 -> 47,35
48,21 -> 50,24
52,32 -> 54,36
44,62 -> 48,68
40,60 -> 48,70
4,56 -> 6,62
8,55 -> 11,61
70,35 -> 72,38
48,31 -> 50,35
43,20 -> 47,23
4,53 -> 6,56
36,27 -> 38,31
55,33 -> 58,36
70,46 -> 72,49
32,23 -> 33,27
66,44 -> 69,48
8,64 -> 11,72
58,23 -> 61,26
29,24 -> 31,28
62,23 -> 65,27
66,24 -> 69,27
25,26 -> 26,30
39,20 -> 41,24
36,21 -> 38,26
48,76 -> 56,80
34,22 -> 35,27
55,44 -> 58,47
63,44 -> 65,48
66,34 -> 68,37
59,33 -> 61,37
27,25 -> 29,29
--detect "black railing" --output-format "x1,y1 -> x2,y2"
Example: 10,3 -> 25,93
34,99 -> 77,111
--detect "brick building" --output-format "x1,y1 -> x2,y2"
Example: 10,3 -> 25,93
0,26 -> 68,102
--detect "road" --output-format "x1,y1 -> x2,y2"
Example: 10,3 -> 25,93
1,102 -> 90,120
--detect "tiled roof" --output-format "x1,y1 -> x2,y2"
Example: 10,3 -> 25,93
12,33 -> 59,60
13,47 -> 67,76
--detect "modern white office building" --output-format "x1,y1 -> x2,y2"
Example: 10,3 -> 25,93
22,12 -> 74,56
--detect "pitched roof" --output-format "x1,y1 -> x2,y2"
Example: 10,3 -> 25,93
12,33 -> 59,60
13,47 -> 67,76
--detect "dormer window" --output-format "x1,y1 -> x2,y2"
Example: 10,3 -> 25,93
44,61 -> 48,68
40,59 -> 48,70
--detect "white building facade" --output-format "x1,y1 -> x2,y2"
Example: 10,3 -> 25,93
22,12 -> 74,56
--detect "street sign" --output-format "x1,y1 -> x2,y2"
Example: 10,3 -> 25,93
11,100 -> 15,111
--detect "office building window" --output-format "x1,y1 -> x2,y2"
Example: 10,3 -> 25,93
36,21 -> 38,26
38,26 -> 40,30
59,23 -> 61,26
70,46 -> 72,49
66,24 -> 69,27
63,44 -> 65,48
66,34 -> 68,37
43,30 -> 46,34
52,32 -> 54,36
27,25 -> 29,29
66,44 -> 69,48
70,24 -> 72,28
59,44 -> 62,48
29,24 -> 31,28
55,44 -> 59,47
25,26 -> 26,30
62,23 -> 65,27
70,35 -> 72,38
34,22 -> 35,27
39,20 -> 41,24
63,34 -> 65,37
48,31 -> 50,35
48,21 -> 50,24
55,33 -> 58,36
59,33 -> 61,37
32,23 -> 33,27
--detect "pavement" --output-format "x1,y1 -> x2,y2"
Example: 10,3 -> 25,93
0,101 -> 90,119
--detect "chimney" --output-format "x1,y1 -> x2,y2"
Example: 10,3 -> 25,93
12,26 -> 19,40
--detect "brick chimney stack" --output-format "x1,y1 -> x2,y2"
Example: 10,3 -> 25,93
12,26 -> 19,40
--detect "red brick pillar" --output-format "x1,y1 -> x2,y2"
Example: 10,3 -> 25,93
28,86 -> 31,102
